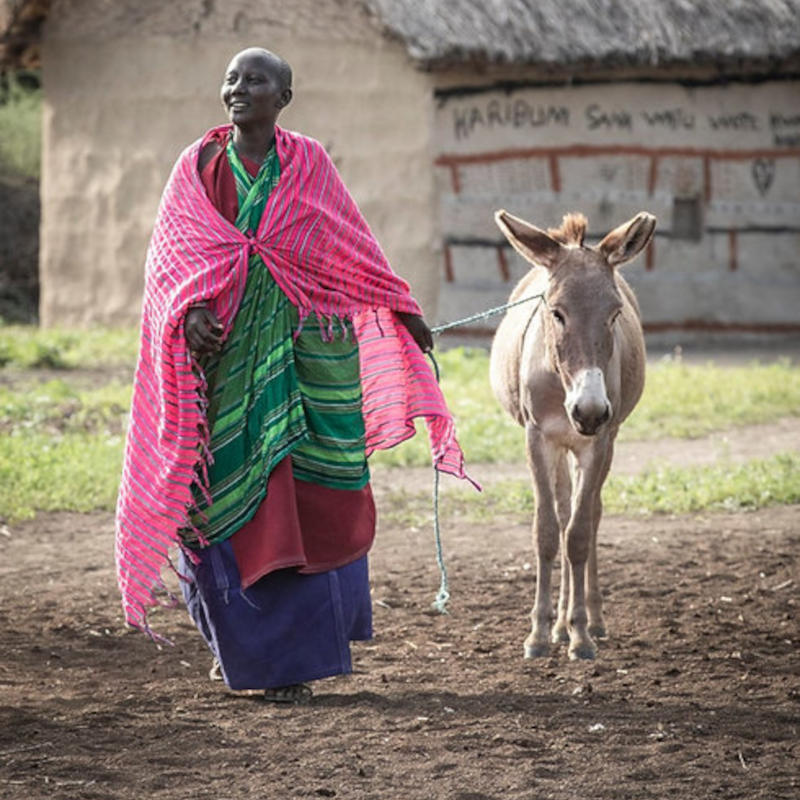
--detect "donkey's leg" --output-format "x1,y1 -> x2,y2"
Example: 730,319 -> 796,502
524,424 -> 560,658
565,442 -> 610,660
586,441 -> 614,640
552,452 -> 572,645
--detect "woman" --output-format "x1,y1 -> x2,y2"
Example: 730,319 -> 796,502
115,48 -> 469,703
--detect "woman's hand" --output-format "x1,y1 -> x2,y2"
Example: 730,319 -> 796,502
396,311 -> 433,354
185,306 -> 224,354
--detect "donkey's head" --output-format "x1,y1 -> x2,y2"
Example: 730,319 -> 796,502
495,209 -> 655,436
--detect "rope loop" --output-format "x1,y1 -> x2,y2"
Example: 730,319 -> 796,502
424,291 -> 543,615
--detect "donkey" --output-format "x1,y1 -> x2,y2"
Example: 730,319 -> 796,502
489,210 -> 655,660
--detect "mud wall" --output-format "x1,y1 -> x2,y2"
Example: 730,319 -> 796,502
39,0 -> 438,325
38,0 -> 800,335
430,77 -> 800,335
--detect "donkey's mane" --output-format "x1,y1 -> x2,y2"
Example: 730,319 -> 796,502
547,213 -> 587,247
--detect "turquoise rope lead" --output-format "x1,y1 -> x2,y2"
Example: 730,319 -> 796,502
425,291 -> 544,614
430,293 -> 544,336
431,468 -> 449,614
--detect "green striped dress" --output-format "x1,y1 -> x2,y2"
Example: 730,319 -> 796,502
188,139 -> 369,545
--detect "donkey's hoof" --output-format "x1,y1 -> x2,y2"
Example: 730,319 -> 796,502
568,641 -> 597,661
551,624 -> 570,644
524,638 -> 550,659
588,624 -> 607,640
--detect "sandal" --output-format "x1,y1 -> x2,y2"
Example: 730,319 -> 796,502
263,683 -> 313,704
209,658 -> 223,682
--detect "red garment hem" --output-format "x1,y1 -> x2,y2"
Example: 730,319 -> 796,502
230,456 -> 376,589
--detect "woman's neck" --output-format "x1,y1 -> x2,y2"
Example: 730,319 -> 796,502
231,125 -> 276,163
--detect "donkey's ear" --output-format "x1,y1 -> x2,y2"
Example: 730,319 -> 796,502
597,212 -> 656,267
494,209 -> 562,270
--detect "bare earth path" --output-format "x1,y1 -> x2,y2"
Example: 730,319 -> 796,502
1,422 -> 798,800
373,417 -> 800,499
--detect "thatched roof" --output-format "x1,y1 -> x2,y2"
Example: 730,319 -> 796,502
2,0 -> 799,74
0,0 -> 49,68
365,0 -> 800,73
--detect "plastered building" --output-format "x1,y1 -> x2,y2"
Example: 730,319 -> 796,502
2,0 -> 799,337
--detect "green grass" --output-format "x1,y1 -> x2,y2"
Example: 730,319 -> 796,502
0,379 -> 131,434
0,73 -> 41,179
0,326 -> 139,369
1,333 -> 799,522
372,349 -> 800,467
0,379 -> 130,520
622,358 -> 800,440
604,452 -> 800,514
0,429 -> 123,521
383,453 -> 800,527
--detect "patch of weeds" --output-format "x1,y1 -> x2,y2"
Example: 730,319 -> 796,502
372,349 -> 800,467
622,358 -> 800,440
28,341 -> 71,369
0,380 -> 131,435
379,488 -> 432,528
0,325 -> 138,369
604,452 -> 800,514
0,72 -> 41,179
411,452 -> 800,525
0,429 -> 123,521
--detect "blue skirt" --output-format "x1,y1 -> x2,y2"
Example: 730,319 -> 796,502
179,540 -> 372,690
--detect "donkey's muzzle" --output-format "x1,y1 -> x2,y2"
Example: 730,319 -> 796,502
566,368 -> 612,436
570,401 -> 611,436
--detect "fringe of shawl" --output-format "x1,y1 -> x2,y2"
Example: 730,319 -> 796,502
115,125 -> 472,637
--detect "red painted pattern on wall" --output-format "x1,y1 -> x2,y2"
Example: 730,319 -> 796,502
496,246 -> 510,282
548,153 -> 561,193
648,155 -> 660,196
646,239 -> 655,272
728,230 -> 738,272
436,143 -> 799,336
443,244 -> 454,283
435,145 -> 800,198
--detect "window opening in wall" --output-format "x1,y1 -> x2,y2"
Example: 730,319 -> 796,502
672,195 -> 703,241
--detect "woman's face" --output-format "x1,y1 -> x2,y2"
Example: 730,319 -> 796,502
220,51 -> 289,131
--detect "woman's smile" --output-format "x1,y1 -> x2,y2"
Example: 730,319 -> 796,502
219,49 -> 294,135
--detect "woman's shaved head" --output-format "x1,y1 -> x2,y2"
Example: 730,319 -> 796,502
227,47 -> 292,91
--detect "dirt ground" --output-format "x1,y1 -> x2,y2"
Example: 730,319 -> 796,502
1,426 -> 798,800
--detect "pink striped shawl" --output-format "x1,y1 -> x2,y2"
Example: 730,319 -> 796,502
115,124 -> 472,637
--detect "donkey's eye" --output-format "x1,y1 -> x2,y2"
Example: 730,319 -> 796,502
610,309 -> 622,326
552,309 -> 565,326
